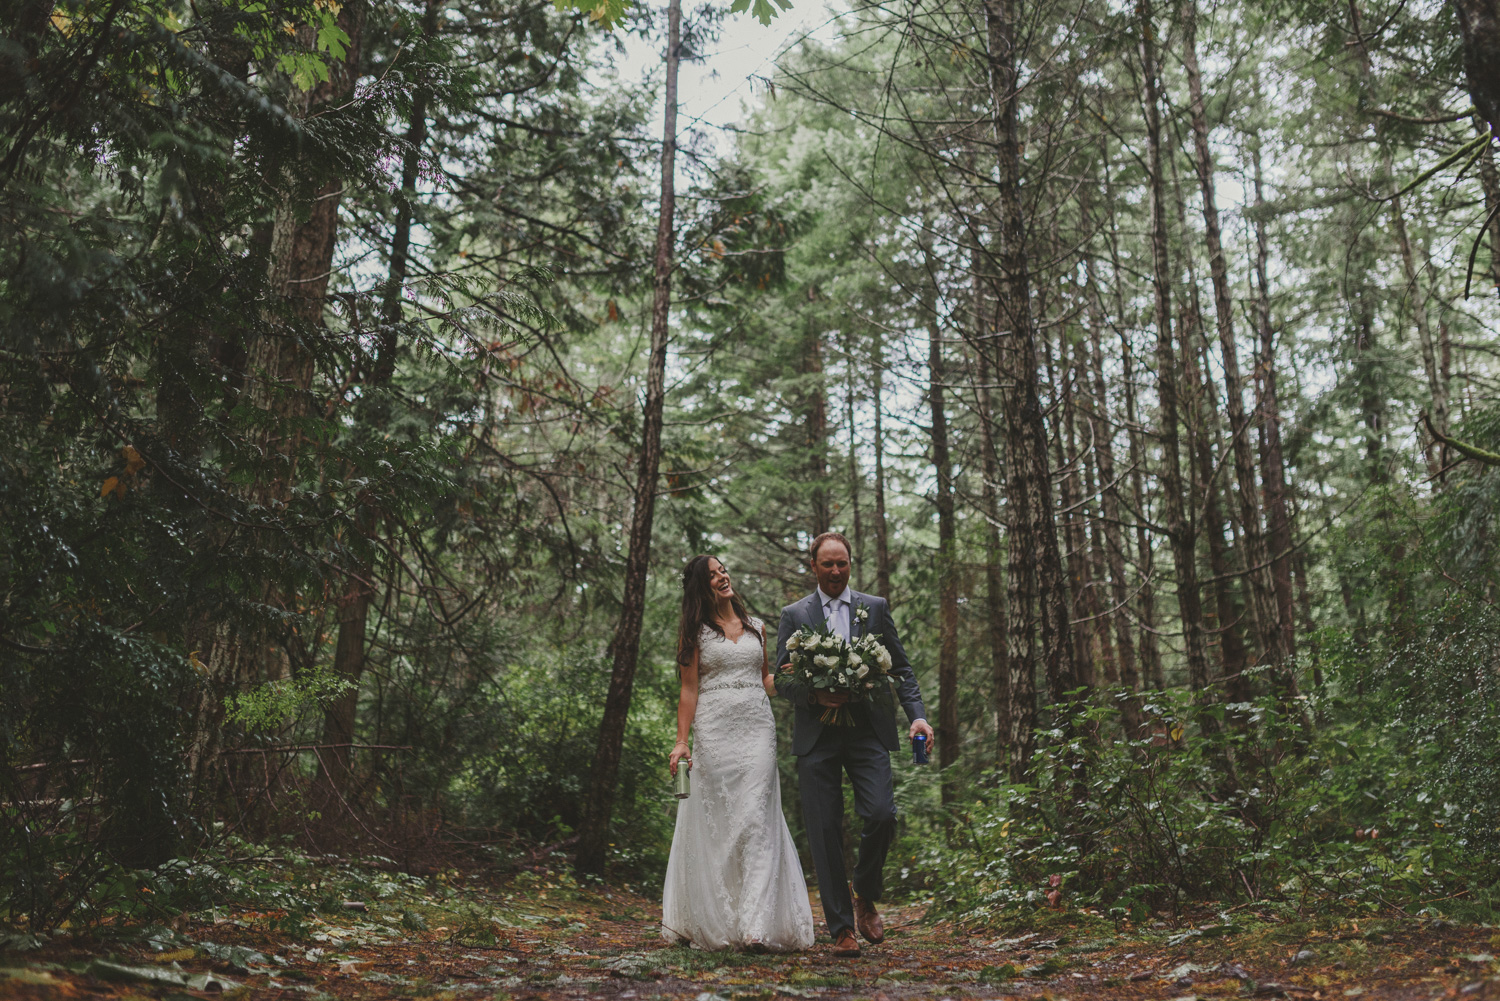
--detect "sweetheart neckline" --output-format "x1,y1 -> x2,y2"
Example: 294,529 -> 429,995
704,621 -> 759,646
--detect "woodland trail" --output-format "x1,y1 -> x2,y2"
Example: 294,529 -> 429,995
3,867 -> 1497,1001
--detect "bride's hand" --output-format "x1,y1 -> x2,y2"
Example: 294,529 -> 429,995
669,741 -> 692,776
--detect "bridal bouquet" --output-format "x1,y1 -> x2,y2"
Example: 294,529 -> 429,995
782,613 -> 894,726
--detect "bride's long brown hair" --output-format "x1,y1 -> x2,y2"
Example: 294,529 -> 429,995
677,555 -> 762,668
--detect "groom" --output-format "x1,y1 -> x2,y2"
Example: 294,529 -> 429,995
775,532 -> 934,958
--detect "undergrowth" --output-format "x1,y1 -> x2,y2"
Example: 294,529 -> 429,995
911,643 -> 1500,930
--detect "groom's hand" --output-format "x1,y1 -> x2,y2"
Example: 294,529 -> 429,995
814,691 -> 850,708
910,718 -> 935,751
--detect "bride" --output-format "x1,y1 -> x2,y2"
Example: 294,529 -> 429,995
662,555 -> 815,951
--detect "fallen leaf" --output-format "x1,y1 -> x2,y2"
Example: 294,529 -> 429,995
85,959 -> 239,993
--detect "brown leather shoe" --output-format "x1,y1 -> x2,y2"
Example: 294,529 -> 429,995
832,928 -> 861,957
851,885 -> 885,944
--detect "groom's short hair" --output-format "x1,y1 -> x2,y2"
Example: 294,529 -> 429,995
809,531 -> 852,563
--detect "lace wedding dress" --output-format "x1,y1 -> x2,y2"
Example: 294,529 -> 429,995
661,619 -> 815,951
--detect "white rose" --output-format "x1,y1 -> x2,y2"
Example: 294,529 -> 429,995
787,634 -> 802,650
814,655 -> 835,668
856,664 -> 869,679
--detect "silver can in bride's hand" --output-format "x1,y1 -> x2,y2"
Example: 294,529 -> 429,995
674,758 -> 691,799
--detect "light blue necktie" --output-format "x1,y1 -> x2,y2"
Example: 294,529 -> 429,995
826,597 -> 848,640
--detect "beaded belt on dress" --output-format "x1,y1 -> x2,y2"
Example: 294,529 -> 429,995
698,678 -> 764,694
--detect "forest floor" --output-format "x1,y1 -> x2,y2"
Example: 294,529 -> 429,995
3,861 -> 1499,1001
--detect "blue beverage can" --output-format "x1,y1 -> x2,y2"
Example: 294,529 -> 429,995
911,734 -> 929,765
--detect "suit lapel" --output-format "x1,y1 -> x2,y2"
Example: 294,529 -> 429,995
848,590 -> 864,638
808,592 -> 828,629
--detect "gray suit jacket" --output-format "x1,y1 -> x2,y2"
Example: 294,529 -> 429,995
774,589 -> 927,755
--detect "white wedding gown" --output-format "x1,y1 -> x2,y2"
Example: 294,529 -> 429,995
660,619 -> 815,951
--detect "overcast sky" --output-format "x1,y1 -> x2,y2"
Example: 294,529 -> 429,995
615,1 -> 844,159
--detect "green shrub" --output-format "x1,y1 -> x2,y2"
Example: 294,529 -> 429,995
916,682 -> 1500,926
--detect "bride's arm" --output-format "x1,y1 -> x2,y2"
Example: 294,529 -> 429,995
760,622 -> 776,698
669,649 -> 699,776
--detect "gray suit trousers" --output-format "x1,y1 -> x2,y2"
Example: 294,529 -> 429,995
796,712 -> 896,940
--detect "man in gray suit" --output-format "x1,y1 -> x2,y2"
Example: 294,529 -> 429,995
774,532 -> 935,958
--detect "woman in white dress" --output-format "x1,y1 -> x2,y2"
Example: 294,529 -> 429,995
662,555 -> 815,952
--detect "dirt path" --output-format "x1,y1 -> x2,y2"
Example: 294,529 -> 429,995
4,873 -> 1497,1001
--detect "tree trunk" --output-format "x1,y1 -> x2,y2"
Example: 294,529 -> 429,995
223,0 -> 365,704
974,297 -> 1012,767
1051,328 -> 1094,689
0,1 -> 54,103
317,578 -> 371,801
1180,0 -> 1288,674
374,0 -> 439,386
984,0 -> 1077,781
1453,0 -> 1500,139
873,335 -> 893,600
1071,333 -> 1115,690
1187,322 -> 1252,698
1168,141 -> 1254,697
1294,547 -> 1323,692
178,18 -> 254,791
251,25 -> 357,425
846,349 -> 864,573
1474,114 -> 1500,293
253,0 -> 366,439
1121,333 -> 1164,691
1083,275 -> 1144,738
1346,5 -> 1388,488
1249,137 -> 1299,675
1140,0 -> 1215,702
1354,278 -> 1384,479
575,0 -> 679,876
316,0 -> 439,803
922,238 -> 961,796
807,318 -> 830,537
1100,145 -> 1165,693
1385,165 -> 1449,456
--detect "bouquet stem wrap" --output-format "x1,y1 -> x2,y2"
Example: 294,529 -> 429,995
819,704 -> 855,727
